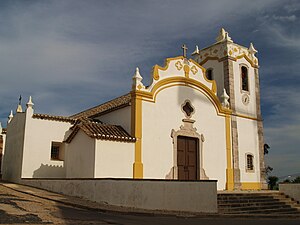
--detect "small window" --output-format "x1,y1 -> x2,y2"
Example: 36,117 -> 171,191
206,68 -> 213,80
241,66 -> 249,91
182,100 -> 195,119
51,142 -> 61,160
246,154 -> 254,171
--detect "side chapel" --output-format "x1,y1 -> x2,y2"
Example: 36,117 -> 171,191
2,29 -> 267,190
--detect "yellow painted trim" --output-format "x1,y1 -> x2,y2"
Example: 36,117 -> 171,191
183,64 -> 190,78
151,56 -> 217,95
131,93 -> 143,178
225,114 -> 234,190
135,77 -> 230,116
189,58 -> 217,94
236,54 -> 258,68
152,56 -> 184,81
198,56 -> 220,66
241,182 -> 261,190
199,54 -> 258,69
234,113 -> 261,121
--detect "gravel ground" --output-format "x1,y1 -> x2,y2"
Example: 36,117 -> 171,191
1,183 -> 300,225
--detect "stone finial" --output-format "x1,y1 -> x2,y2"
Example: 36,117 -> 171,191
133,67 -> 142,80
8,110 -> 13,123
16,95 -> 23,112
248,43 -> 258,56
216,28 -> 233,43
221,88 -> 230,108
16,104 -> 23,113
132,67 -> 145,90
191,45 -> 200,55
26,96 -> 34,109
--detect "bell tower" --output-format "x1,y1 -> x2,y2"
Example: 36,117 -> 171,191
192,28 -> 267,190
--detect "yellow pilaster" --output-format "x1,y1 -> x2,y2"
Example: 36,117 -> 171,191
225,114 -> 234,190
131,93 -> 143,178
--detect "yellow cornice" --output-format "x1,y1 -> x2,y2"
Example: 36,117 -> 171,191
236,54 -> 258,68
233,113 -> 261,121
198,56 -> 220,66
199,54 -> 258,68
133,77 -> 231,116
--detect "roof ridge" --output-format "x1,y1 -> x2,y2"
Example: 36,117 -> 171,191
70,93 -> 131,119
65,120 -> 135,143
33,113 -> 75,123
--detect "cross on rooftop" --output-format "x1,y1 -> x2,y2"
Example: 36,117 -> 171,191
182,44 -> 188,58
19,95 -> 22,105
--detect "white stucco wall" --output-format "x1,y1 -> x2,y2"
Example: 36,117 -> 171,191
21,110 -> 72,178
65,130 -> 96,178
95,106 -> 131,133
237,117 -> 260,183
232,58 -> 257,117
142,86 -> 227,190
2,112 -> 26,182
94,140 -> 134,178
21,179 -> 218,213
0,133 -> 6,174
201,59 -> 224,99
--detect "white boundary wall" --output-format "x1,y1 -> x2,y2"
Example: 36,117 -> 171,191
279,184 -> 300,203
21,178 -> 217,213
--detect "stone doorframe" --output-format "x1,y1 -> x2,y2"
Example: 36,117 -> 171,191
170,118 -> 209,180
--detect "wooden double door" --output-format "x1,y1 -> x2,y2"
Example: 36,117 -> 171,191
177,136 -> 198,180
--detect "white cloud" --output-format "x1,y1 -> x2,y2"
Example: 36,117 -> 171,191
272,15 -> 297,22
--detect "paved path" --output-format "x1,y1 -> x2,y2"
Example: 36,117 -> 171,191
0,181 -> 300,224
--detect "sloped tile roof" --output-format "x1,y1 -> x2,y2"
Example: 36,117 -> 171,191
70,93 -> 131,119
65,119 -> 135,143
33,113 -> 76,123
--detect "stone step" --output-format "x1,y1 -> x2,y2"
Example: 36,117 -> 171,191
218,199 -> 289,205
218,195 -> 284,200
220,207 -> 300,214
219,197 -> 297,203
217,192 -> 300,215
218,201 -> 292,208
219,204 -> 293,212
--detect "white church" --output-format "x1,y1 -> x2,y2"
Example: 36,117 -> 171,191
1,29 -> 267,191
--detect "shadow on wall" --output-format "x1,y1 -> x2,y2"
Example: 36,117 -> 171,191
33,163 -> 65,178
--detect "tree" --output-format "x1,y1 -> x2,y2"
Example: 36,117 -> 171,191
268,176 -> 279,190
266,166 -> 273,175
264,143 -> 273,175
283,179 -> 291,183
292,176 -> 300,183
264,143 -> 270,155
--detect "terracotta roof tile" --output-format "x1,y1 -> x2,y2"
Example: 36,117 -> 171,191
70,93 -> 131,119
65,119 -> 135,143
33,113 -> 76,123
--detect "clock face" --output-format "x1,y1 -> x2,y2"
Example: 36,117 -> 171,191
242,94 -> 250,105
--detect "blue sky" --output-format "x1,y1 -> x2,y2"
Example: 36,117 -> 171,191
0,0 -> 299,177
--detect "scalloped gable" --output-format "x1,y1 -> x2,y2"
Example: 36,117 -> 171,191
138,56 -> 217,95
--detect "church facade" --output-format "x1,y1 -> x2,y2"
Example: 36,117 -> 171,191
2,29 -> 267,190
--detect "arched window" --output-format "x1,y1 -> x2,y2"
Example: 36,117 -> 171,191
206,68 -> 213,80
241,66 -> 249,91
246,154 -> 254,171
